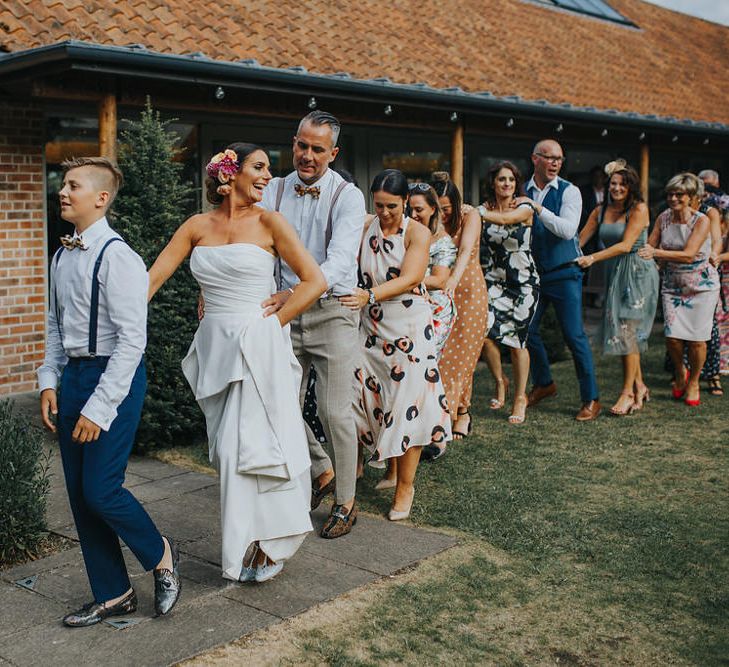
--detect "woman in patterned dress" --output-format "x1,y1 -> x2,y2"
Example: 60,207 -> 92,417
715,210 -> 729,376
639,173 -> 720,406
340,170 -> 452,520
431,173 -> 488,438
408,183 -> 458,358
577,161 -> 659,415
665,184 -> 726,396
408,183 -> 458,460
478,162 -> 540,424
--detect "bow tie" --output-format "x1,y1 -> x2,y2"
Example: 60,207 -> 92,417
294,184 -> 321,199
60,235 -> 87,250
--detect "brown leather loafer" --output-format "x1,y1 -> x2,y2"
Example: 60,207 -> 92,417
320,502 -> 357,539
63,589 -> 137,627
575,400 -> 601,421
527,382 -> 557,407
311,476 -> 336,510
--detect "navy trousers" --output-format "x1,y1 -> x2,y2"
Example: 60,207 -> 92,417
526,266 -> 599,403
58,357 -> 164,603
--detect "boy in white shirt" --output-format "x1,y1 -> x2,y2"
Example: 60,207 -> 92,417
38,157 -> 180,626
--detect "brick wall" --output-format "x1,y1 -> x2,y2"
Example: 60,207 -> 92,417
0,102 -> 46,395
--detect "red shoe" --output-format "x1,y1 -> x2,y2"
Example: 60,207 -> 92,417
672,370 -> 689,400
685,391 -> 701,407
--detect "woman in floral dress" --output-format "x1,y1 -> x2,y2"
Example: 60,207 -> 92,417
639,173 -> 720,406
578,161 -> 659,415
407,183 -> 457,358
340,169 -> 451,520
408,183 -> 457,460
478,161 -> 540,424
431,173 -> 488,438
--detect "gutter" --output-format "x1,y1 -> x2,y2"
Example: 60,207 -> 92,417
1,40 -> 727,138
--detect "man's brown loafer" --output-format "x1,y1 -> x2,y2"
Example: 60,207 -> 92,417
320,502 -> 357,539
311,477 -> 336,510
575,400 -> 601,422
527,382 -> 557,407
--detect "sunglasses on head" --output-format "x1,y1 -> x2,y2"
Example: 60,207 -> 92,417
408,182 -> 431,193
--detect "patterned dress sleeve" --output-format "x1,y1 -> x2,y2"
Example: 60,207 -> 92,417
431,236 -> 458,268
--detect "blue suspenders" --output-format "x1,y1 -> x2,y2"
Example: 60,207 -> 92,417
88,238 -> 124,357
53,237 -> 125,358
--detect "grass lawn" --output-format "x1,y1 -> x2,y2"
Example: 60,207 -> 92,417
183,342 -> 728,666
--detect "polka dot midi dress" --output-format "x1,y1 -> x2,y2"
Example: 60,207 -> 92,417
438,224 -> 489,415
355,216 -> 452,467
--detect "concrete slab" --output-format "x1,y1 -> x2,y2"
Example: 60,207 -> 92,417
127,457 -> 190,482
0,583 -> 68,641
143,489 -> 221,544
303,506 -> 457,576
131,472 -> 216,504
0,595 -> 277,667
223,549 -> 377,619
0,546 -> 83,582
1,426 -> 459,666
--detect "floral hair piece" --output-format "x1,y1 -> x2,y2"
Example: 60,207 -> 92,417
604,158 -> 627,178
206,149 -> 240,184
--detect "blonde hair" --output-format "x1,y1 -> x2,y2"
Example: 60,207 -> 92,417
665,172 -> 701,199
61,157 -> 124,205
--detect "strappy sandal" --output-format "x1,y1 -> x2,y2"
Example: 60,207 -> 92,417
633,385 -> 651,410
508,395 -> 527,425
610,392 -> 636,416
708,376 -> 724,397
489,377 -> 510,410
452,409 -> 472,439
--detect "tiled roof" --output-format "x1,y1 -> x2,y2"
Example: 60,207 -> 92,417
1,0 -> 727,125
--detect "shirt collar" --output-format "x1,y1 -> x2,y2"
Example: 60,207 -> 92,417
293,168 -> 332,188
74,216 -> 110,248
527,176 -> 559,193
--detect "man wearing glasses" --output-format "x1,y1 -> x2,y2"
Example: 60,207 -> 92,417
523,139 -> 601,421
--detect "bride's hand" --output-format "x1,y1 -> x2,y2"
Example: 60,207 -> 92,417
261,289 -> 292,317
338,288 -> 369,310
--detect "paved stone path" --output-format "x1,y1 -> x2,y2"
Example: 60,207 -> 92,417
0,395 -> 456,666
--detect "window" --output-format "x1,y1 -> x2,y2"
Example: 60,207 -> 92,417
533,0 -> 635,26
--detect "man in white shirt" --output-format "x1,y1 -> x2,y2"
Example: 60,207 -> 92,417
524,139 -> 601,421
38,157 -> 180,626
261,111 -> 366,538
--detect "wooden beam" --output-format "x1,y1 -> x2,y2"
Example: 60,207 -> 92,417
98,93 -> 117,161
640,142 -> 649,206
451,123 -> 464,194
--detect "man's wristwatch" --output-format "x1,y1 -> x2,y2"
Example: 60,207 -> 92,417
367,289 -> 376,304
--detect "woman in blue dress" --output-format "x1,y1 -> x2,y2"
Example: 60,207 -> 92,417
578,160 -> 659,415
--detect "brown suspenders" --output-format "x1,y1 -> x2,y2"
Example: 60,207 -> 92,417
273,176 -> 350,290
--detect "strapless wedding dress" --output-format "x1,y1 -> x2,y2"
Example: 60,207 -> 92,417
182,243 -> 312,580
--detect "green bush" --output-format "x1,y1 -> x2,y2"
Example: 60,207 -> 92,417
0,400 -> 51,564
114,102 -> 204,451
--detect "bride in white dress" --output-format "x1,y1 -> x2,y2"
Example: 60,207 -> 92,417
148,143 -> 327,582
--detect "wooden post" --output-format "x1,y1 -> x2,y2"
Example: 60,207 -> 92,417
451,122 -> 464,195
639,142 -> 649,206
98,93 -> 117,161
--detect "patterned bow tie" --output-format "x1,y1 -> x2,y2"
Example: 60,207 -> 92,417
294,184 -> 321,199
60,235 -> 87,250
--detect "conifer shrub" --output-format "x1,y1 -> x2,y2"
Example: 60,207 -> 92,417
114,102 -> 204,450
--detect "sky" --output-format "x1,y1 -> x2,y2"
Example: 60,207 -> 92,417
641,0 -> 729,26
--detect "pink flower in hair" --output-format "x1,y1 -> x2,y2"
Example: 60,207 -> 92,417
206,149 -> 240,184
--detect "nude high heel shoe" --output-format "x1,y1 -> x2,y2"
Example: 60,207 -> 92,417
388,487 -> 415,521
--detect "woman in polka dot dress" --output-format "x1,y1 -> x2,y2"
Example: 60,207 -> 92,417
340,170 -> 452,521
431,174 -> 488,444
